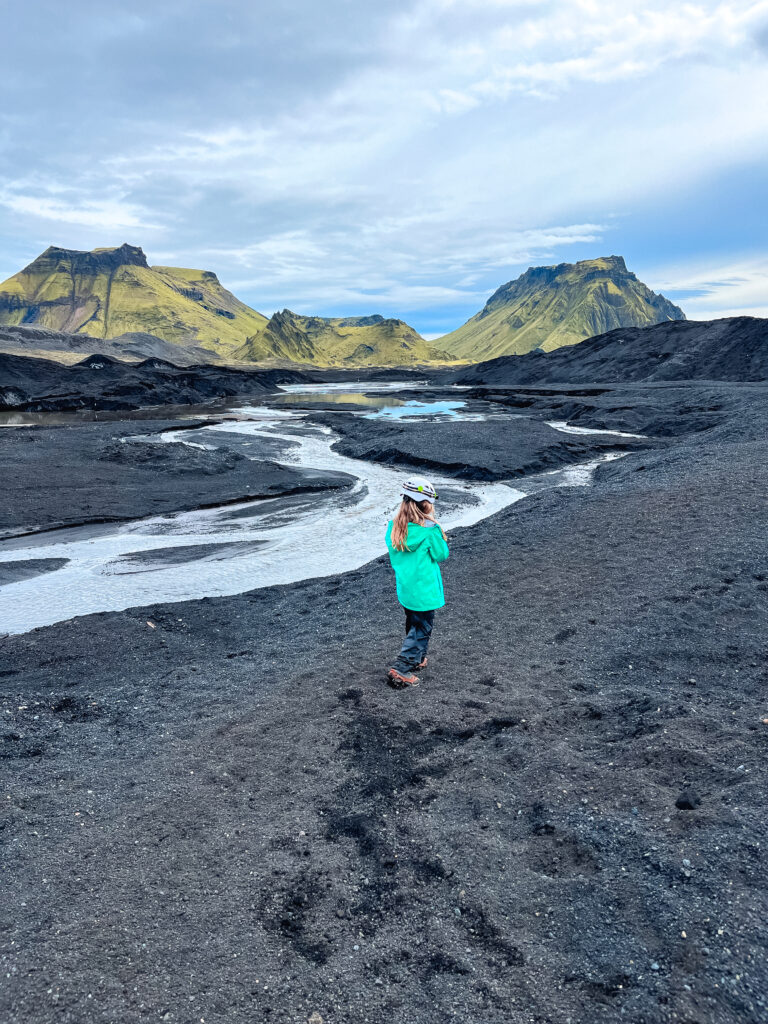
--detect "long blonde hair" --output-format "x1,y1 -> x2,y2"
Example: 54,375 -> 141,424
391,496 -> 434,551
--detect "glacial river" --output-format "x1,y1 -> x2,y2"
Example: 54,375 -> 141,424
0,386 -> 622,635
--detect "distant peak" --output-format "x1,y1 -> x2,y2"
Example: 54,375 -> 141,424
522,255 -> 628,276
270,308 -> 299,325
29,243 -> 148,273
334,314 -> 385,327
575,254 -> 627,271
487,255 -> 636,307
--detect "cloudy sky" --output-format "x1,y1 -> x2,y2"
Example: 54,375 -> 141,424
1,0 -> 767,336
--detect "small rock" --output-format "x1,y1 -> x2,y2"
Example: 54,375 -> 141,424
651,962 -> 660,971
682,858 -> 691,867
308,1014 -> 323,1024
675,789 -> 701,811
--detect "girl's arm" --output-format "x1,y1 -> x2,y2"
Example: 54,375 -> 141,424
428,526 -> 449,563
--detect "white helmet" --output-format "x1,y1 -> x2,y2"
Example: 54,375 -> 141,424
402,476 -> 438,502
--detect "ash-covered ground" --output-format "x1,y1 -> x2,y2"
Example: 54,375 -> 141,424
0,419 -> 353,538
1,381 -> 767,1024
0,351 -> 308,414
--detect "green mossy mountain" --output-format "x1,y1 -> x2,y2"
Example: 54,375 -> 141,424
0,245 -> 447,366
0,244 -> 268,358
439,256 -> 685,360
0,247 -> 681,367
236,309 -> 451,366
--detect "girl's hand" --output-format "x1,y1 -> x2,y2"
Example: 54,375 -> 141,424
424,514 -> 448,541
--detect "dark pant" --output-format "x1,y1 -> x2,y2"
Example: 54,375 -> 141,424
392,608 -> 435,674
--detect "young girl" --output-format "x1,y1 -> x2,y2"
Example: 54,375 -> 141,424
385,476 -> 449,688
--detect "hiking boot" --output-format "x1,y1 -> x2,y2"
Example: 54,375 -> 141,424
387,667 -> 420,689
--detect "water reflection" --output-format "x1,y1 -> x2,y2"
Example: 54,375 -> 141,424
275,391 -> 485,421
278,381 -> 426,394
365,399 -> 466,420
275,392 -> 406,409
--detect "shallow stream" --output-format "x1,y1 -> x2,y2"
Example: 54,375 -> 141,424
0,385 -> 624,635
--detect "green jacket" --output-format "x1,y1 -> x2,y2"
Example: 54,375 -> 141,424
385,520 -> 450,611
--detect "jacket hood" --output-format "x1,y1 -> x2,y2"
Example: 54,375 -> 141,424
402,521 -> 436,549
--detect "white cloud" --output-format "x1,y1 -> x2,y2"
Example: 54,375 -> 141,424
651,256 -> 768,319
0,187 -> 157,232
178,223 -> 606,313
98,1 -> 768,256
2,1 -> 768,326
387,0 -> 768,100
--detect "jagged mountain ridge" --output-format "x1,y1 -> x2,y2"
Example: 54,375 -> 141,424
439,256 -> 685,360
237,308 -> 452,366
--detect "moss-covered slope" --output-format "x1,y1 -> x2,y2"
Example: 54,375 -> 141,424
237,309 -> 453,366
0,246 -> 448,366
439,256 -> 685,360
0,245 -> 268,358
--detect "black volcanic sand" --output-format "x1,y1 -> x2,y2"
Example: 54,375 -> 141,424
448,316 -> 768,386
103,541 -> 269,575
0,351 -> 308,413
2,384 -> 768,1024
0,324 -> 222,367
0,419 -> 353,537
456,380 -> 768,443
310,407 -> 651,480
0,558 -> 69,585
